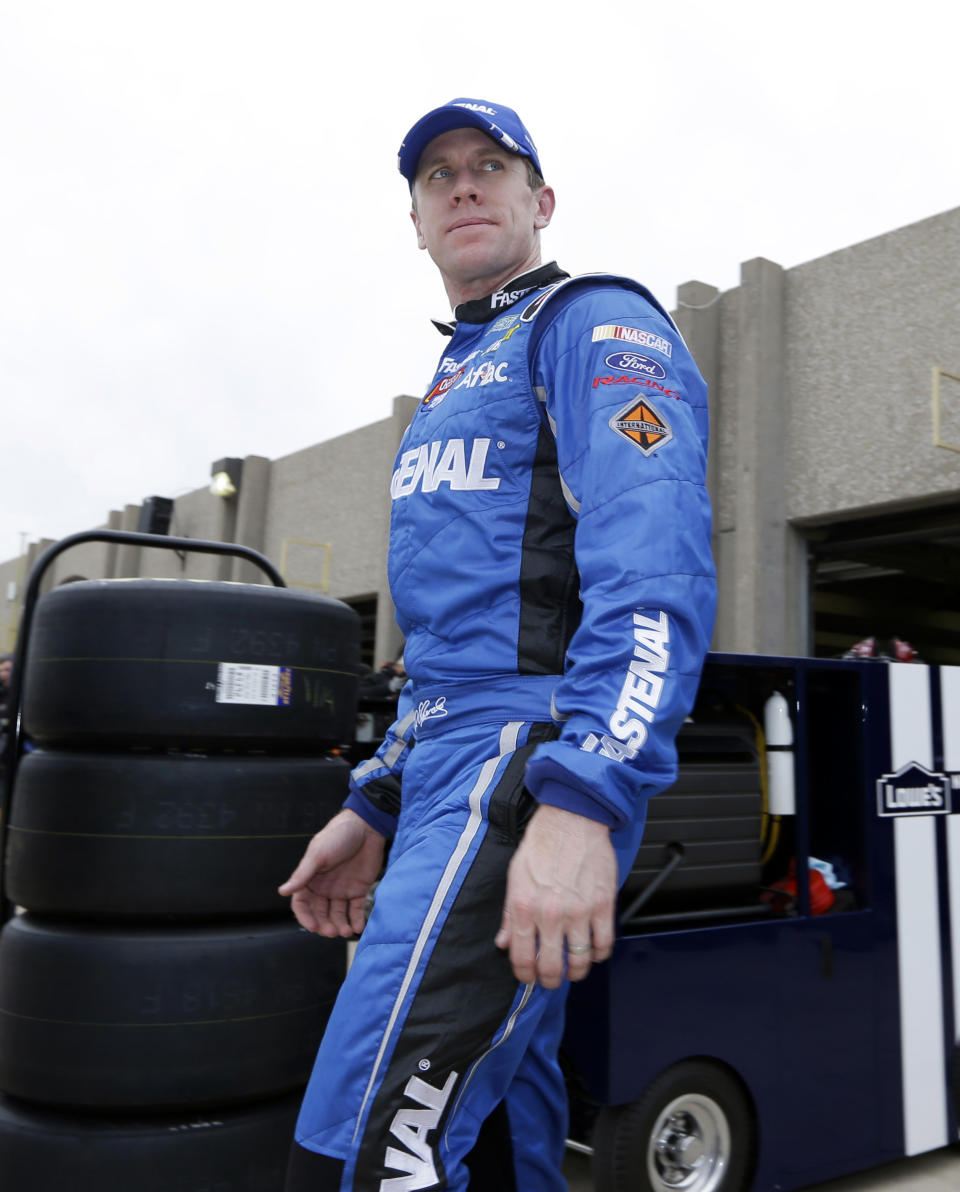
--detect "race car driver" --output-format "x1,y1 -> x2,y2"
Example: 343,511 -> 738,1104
280,98 -> 716,1191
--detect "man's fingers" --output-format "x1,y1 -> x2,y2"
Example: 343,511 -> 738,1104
562,932 -> 591,981
589,904 -> 615,963
278,841 -> 324,896
279,811 -> 375,897
327,897 -> 353,938
495,902 -> 516,951
348,896 -> 368,937
498,904 -> 540,984
289,890 -> 320,933
533,909 -> 565,988
509,933 -> 538,985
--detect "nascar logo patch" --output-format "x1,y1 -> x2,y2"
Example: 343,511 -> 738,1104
591,323 -> 673,357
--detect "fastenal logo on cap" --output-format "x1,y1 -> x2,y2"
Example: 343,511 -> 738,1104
397,97 -> 543,189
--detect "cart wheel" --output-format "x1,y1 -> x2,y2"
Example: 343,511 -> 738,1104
592,1061 -> 754,1192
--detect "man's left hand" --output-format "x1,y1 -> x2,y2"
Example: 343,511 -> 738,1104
495,803 -> 617,988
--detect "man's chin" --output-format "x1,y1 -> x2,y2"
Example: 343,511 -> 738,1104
440,247 -> 511,285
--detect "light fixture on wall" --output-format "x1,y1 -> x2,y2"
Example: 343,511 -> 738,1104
137,496 -> 174,535
210,458 -> 243,498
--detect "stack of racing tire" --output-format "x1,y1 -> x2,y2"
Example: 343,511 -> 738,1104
0,577 -> 360,1191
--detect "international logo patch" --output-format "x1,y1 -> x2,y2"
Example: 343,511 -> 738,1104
608,397 -> 673,455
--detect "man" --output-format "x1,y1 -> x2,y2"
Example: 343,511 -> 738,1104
280,98 -> 716,1191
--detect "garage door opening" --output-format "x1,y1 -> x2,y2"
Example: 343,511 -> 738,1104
802,501 -> 960,665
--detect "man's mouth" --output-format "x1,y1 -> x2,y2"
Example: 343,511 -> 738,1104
447,217 -> 495,233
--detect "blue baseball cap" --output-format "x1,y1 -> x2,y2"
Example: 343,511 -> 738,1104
398,98 -> 543,190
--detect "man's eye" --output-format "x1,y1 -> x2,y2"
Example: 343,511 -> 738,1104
430,167 -> 452,180
481,160 -> 504,171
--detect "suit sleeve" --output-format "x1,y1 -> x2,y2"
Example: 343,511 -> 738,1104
523,286 -> 716,831
343,682 -> 416,838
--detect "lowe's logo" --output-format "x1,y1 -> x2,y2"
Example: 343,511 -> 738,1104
391,438 -> 501,499
604,351 -> 666,380
876,761 -> 952,817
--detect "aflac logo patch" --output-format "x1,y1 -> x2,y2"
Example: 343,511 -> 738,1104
604,351 -> 666,380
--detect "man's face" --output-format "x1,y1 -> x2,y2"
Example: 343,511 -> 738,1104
0,660 -> 10,688
410,127 -> 554,297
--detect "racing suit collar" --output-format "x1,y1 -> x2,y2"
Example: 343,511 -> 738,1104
432,262 -> 570,336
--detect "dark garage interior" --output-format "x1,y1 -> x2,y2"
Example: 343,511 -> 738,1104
804,500 -> 960,665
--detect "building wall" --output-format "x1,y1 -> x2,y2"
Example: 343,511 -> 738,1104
785,209 -> 960,519
677,204 -> 960,657
0,396 -> 418,662
3,206 -> 959,664
261,395 -> 417,663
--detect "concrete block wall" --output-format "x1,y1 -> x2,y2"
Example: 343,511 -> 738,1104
263,395 -> 417,664
676,260 -> 806,656
675,204 -> 960,657
784,207 -> 960,519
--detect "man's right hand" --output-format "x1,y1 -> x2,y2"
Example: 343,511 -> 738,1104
278,809 -> 386,938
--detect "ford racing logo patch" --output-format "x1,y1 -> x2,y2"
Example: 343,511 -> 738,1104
604,351 -> 666,380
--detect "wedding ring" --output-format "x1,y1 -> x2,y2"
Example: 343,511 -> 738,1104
567,943 -> 592,954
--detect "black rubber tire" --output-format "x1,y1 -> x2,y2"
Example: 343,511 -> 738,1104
5,750 -> 349,919
592,1060 -> 754,1192
0,914 -> 344,1110
22,579 -> 360,748
0,1090 -> 301,1191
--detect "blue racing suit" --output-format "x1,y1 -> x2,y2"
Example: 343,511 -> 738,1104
287,262 -> 716,1191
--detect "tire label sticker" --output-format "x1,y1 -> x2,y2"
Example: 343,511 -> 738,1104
215,663 -> 292,706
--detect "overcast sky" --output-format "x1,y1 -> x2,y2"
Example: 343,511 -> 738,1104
3,0 -> 958,562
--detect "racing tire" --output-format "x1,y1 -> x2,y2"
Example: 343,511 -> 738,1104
22,579 -> 360,748
5,750 -> 349,918
592,1060 -> 754,1192
0,914 -> 344,1110
0,1090 -> 301,1191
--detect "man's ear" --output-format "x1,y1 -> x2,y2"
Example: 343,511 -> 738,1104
533,186 -> 556,230
410,208 -> 427,250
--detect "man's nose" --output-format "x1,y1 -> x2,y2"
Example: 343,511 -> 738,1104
450,168 -> 479,203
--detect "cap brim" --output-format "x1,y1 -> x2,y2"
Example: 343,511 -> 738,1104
398,106 -> 528,186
